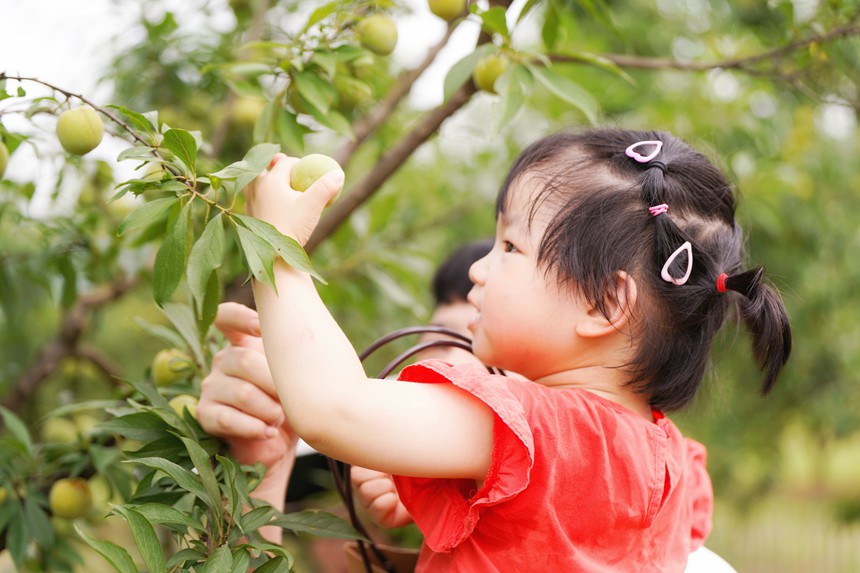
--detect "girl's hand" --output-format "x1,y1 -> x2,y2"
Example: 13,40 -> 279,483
197,303 -> 297,475
244,153 -> 344,246
351,466 -> 413,529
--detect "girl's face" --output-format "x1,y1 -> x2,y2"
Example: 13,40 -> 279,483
466,177 -> 591,381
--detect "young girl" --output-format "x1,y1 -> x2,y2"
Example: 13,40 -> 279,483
233,128 -> 791,571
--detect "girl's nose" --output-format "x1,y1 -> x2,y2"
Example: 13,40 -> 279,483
469,254 -> 488,286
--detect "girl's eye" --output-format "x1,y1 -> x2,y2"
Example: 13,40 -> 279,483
503,241 -> 518,253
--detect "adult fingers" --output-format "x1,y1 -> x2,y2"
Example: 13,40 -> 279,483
214,302 -> 260,345
210,345 -> 277,396
199,372 -> 285,428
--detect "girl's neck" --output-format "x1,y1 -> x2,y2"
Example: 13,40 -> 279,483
534,367 -> 655,421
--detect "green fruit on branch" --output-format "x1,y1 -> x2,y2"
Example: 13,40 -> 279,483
41,417 -> 79,444
49,478 -> 92,519
429,0 -> 466,21
334,76 -> 373,110
290,153 -> 343,206
230,96 -> 267,127
169,394 -> 199,418
56,107 -> 104,155
356,15 -> 398,56
151,348 -> 194,387
473,54 -> 509,94
0,141 -> 8,179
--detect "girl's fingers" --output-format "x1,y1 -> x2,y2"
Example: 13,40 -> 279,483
303,168 -> 344,210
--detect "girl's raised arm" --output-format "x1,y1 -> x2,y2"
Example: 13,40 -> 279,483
245,155 -> 494,482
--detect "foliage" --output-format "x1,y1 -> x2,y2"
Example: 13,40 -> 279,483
1,0 -> 859,569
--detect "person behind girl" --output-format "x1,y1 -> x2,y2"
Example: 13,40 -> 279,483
213,128 -> 792,571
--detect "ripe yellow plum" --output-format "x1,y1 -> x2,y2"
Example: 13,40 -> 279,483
151,348 -> 194,387
473,55 -> 509,94
49,478 -> 92,519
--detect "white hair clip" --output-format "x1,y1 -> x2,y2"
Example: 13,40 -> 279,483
661,241 -> 693,286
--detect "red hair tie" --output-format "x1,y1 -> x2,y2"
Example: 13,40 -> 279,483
716,273 -> 729,293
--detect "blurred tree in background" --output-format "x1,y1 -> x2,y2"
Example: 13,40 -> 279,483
1,0 -> 859,570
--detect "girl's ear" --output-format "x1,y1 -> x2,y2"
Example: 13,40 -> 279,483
576,271 -> 638,338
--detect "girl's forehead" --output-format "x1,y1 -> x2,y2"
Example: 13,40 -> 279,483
499,174 -> 557,228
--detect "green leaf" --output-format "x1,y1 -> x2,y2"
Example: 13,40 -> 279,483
161,302 -> 205,368
5,512 -> 26,569
162,128 -> 198,175
251,555 -> 292,573
111,505 -> 167,573
307,105 -> 353,137
179,436 -> 222,519
210,143 -> 280,192
444,44 -> 494,102
273,510 -> 365,539
107,104 -> 157,136
135,317 -> 187,349
253,98 -> 278,144
528,65 -> 599,125
240,505 -> 277,534
56,256 -> 77,308
153,201 -> 192,306
478,6 -> 509,38
197,271 -> 221,342
118,197 -> 177,236
234,222 -> 277,292
187,213 -> 225,317
517,0 -> 542,23
496,64 -> 533,132
76,526 -> 138,573
277,108 -> 305,155
0,406 -> 32,455
127,457 -> 210,503
117,145 -> 160,162
167,548 -> 207,570
233,214 -> 323,282
128,502 -> 203,529
231,549 -> 251,573
293,71 -> 337,115
303,1 -> 340,32
100,411 -> 172,442
203,544 -> 232,573
23,496 -> 54,547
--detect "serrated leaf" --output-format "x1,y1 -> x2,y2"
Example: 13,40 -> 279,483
100,411 -> 172,442
444,44 -> 494,102
210,143 -> 280,192
107,104 -> 157,136
76,526 -> 138,573
252,556 -> 292,573
153,201 -> 192,306
187,213 -> 225,317
233,214 -> 323,282
179,436 -> 222,520
528,65 -> 599,124
273,510 -> 365,539
0,406 -> 32,455
127,502 -> 203,529
118,197 -> 177,236
203,544 -> 232,573
163,128 -> 198,174
167,548 -> 207,570
111,505 -> 167,573
234,223 -> 277,292
127,457 -> 210,504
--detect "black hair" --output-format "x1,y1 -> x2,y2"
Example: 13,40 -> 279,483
432,239 -> 494,305
497,128 -> 791,412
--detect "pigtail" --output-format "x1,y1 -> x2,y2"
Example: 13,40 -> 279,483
727,267 -> 792,395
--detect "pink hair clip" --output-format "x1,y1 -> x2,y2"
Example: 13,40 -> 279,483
626,140 -> 663,163
661,241 -> 693,286
649,203 -> 669,217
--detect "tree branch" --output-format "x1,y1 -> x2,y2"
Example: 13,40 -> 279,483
549,20 -> 860,73
333,20 -> 459,167
2,276 -> 137,413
